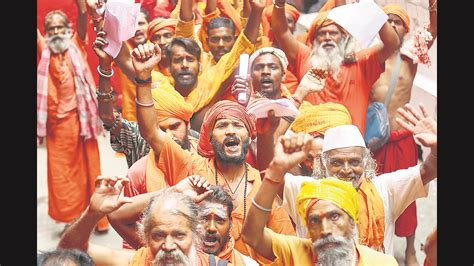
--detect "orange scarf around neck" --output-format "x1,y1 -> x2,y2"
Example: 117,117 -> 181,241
357,177 -> 385,252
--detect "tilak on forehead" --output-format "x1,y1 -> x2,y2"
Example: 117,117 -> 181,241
200,202 -> 228,219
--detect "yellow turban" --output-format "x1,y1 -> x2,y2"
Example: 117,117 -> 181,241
383,4 -> 410,32
290,102 -> 352,136
151,87 -> 194,122
148,18 -> 177,39
296,178 -> 360,226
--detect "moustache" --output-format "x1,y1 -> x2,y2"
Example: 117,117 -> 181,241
155,249 -> 187,264
177,70 -> 195,76
314,235 -> 346,249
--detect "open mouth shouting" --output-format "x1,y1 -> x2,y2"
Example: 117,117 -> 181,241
223,136 -> 241,154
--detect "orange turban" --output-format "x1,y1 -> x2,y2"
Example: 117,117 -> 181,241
262,4 -> 300,39
383,4 -> 410,32
305,11 -> 336,47
148,18 -> 177,39
151,87 -> 194,122
197,100 -> 256,158
290,102 -> 352,136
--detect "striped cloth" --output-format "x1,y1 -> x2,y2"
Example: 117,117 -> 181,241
37,42 -> 102,142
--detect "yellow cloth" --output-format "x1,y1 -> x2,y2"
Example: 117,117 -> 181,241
184,31 -> 256,112
268,228 -> 397,265
296,178 -> 359,226
290,102 -> 352,135
383,4 -> 410,32
151,85 -> 194,122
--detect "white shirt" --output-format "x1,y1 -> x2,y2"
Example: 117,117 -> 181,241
278,164 -> 429,255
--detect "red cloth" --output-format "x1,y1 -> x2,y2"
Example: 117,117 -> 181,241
198,100 -> 256,158
373,129 -> 418,236
293,43 -> 384,135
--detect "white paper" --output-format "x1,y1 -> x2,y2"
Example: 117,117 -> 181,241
327,0 -> 387,48
239,53 -> 249,77
103,0 -> 141,58
247,98 -> 300,119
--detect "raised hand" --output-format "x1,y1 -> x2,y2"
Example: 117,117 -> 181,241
396,103 -> 437,147
85,0 -> 106,20
131,43 -> 162,79
89,176 -> 133,216
249,0 -> 266,11
231,75 -> 251,106
92,31 -> 113,66
295,69 -> 327,99
173,175 -> 214,203
269,132 -> 315,181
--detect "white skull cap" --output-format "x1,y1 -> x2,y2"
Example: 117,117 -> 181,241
322,124 -> 366,152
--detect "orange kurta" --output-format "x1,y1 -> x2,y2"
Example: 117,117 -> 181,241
156,135 -> 296,262
40,34 -> 107,229
293,43 -> 385,135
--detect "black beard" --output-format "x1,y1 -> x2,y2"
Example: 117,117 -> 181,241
202,230 -> 230,255
211,137 -> 249,165
174,138 -> 191,151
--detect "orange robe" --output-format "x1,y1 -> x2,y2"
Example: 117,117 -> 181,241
268,228 -> 398,265
156,135 -> 296,262
293,43 -> 385,135
38,34 -> 107,229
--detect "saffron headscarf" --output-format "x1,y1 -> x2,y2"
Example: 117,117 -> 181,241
383,4 -> 410,32
147,17 -> 177,39
249,47 -> 289,71
197,100 -> 256,157
151,86 -> 194,122
296,178 -> 360,226
290,102 -> 352,136
305,11 -> 335,47
261,3 -> 300,40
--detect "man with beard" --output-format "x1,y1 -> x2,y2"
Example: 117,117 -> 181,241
37,0 -> 107,233
132,40 -> 296,262
242,137 -> 397,265
370,3 -> 437,264
271,0 -> 401,135
266,103 -> 437,255
58,175 -> 216,265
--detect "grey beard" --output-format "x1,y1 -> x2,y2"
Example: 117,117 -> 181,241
310,36 -> 357,80
313,235 -> 355,266
46,32 -> 73,54
152,244 -> 197,266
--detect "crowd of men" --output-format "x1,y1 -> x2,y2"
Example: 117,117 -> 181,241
37,0 -> 437,264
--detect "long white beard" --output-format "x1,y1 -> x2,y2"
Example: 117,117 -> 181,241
46,31 -> 73,54
310,36 -> 357,80
152,242 -> 198,266
313,235 -> 356,266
